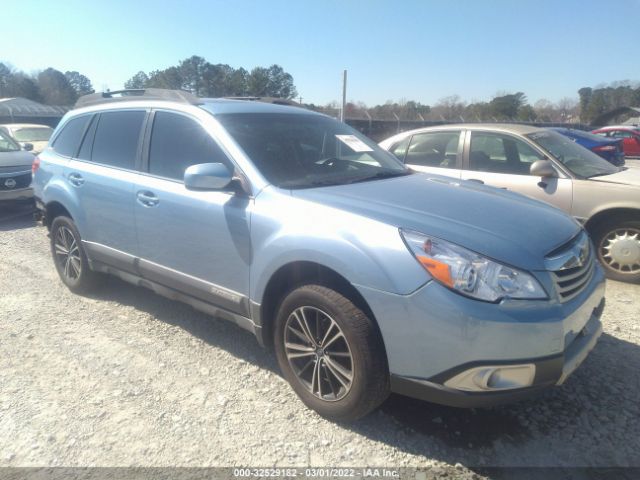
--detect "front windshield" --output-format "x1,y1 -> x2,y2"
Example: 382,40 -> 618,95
0,130 -> 21,152
526,130 -> 619,178
13,127 -> 53,142
216,112 -> 409,188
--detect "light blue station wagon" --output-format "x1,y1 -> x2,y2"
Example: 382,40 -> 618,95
33,89 -> 605,420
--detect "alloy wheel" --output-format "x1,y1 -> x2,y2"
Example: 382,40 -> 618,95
54,226 -> 82,281
284,306 -> 354,401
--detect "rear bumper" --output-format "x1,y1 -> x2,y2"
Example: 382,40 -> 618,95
34,196 -> 45,217
613,153 -> 626,166
597,148 -> 625,166
390,305 -> 603,408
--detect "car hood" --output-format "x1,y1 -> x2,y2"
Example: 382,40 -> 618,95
0,150 -> 34,169
291,173 -> 581,271
589,167 -> 640,187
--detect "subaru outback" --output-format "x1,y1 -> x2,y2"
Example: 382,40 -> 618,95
33,89 -> 605,421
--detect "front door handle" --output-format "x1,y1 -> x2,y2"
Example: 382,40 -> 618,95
136,190 -> 159,207
68,173 -> 84,187
467,178 -> 484,184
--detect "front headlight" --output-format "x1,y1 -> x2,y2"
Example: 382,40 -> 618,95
401,229 -> 547,302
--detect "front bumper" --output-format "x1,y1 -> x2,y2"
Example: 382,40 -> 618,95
0,187 -> 33,203
0,169 -> 33,203
390,307 -> 603,407
356,262 -> 606,408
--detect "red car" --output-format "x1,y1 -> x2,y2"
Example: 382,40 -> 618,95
592,126 -> 640,157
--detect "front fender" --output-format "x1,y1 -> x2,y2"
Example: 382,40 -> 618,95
250,187 -> 428,304
572,180 -> 640,221
586,203 -> 640,222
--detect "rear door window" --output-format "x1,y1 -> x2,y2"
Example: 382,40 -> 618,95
405,131 -> 461,168
148,111 -> 231,181
91,111 -> 146,169
52,115 -> 92,157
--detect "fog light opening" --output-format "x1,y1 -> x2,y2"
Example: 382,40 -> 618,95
444,364 -> 536,392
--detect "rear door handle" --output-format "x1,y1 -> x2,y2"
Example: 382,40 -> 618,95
467,178 -> 484,184
136,190 -> 159,207
68,173 -> 84,187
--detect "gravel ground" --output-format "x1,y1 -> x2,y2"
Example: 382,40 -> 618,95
0,206 -> 639,473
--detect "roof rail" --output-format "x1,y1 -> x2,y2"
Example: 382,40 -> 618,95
75,88 -> 202,108
224,96 -> 301,107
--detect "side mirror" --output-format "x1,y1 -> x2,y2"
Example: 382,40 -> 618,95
22,142 -> 34,152
530,159 -> 557,178
184,162 -> 233,191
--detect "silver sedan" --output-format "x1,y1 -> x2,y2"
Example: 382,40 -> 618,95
0,129 -> 34,204
380,124 -> 640,283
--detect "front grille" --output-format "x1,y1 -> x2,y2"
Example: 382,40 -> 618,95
552,257 -> 595,301
0,172 -> 32,191
547,232 -> 595,302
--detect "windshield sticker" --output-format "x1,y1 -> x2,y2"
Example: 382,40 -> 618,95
335,135 -> 374,152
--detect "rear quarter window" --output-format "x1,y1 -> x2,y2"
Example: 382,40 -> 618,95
51,115 -> 92,157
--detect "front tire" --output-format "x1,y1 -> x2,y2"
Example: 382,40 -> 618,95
593,219 -> 640,283
50,216 -> 99,293
274,284 -> 389,421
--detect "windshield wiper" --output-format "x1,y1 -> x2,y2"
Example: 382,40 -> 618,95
345,170 -> 412,184
279,170 -> 411,189
280,178 -> 349,189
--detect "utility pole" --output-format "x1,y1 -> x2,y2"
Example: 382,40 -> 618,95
298,96 -> 303,105
340,70 -> 347,123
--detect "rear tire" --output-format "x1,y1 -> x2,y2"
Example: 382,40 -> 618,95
50,216 -> 99,293
593,219 -> 640,283
274,284 -> 389,421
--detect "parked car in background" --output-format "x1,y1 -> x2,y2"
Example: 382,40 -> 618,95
0,123 -> 54,154
551,127 -> 625,166
33,89 -> 605,420
0,129 -> 34,204
592,126 -> 640,157
380,124 -> 640,282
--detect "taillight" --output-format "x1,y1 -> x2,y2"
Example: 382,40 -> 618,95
593,145 -> 616,152
32,156 -> 40,175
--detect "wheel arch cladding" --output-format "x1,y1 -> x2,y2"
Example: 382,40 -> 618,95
257,261 -> 384,354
